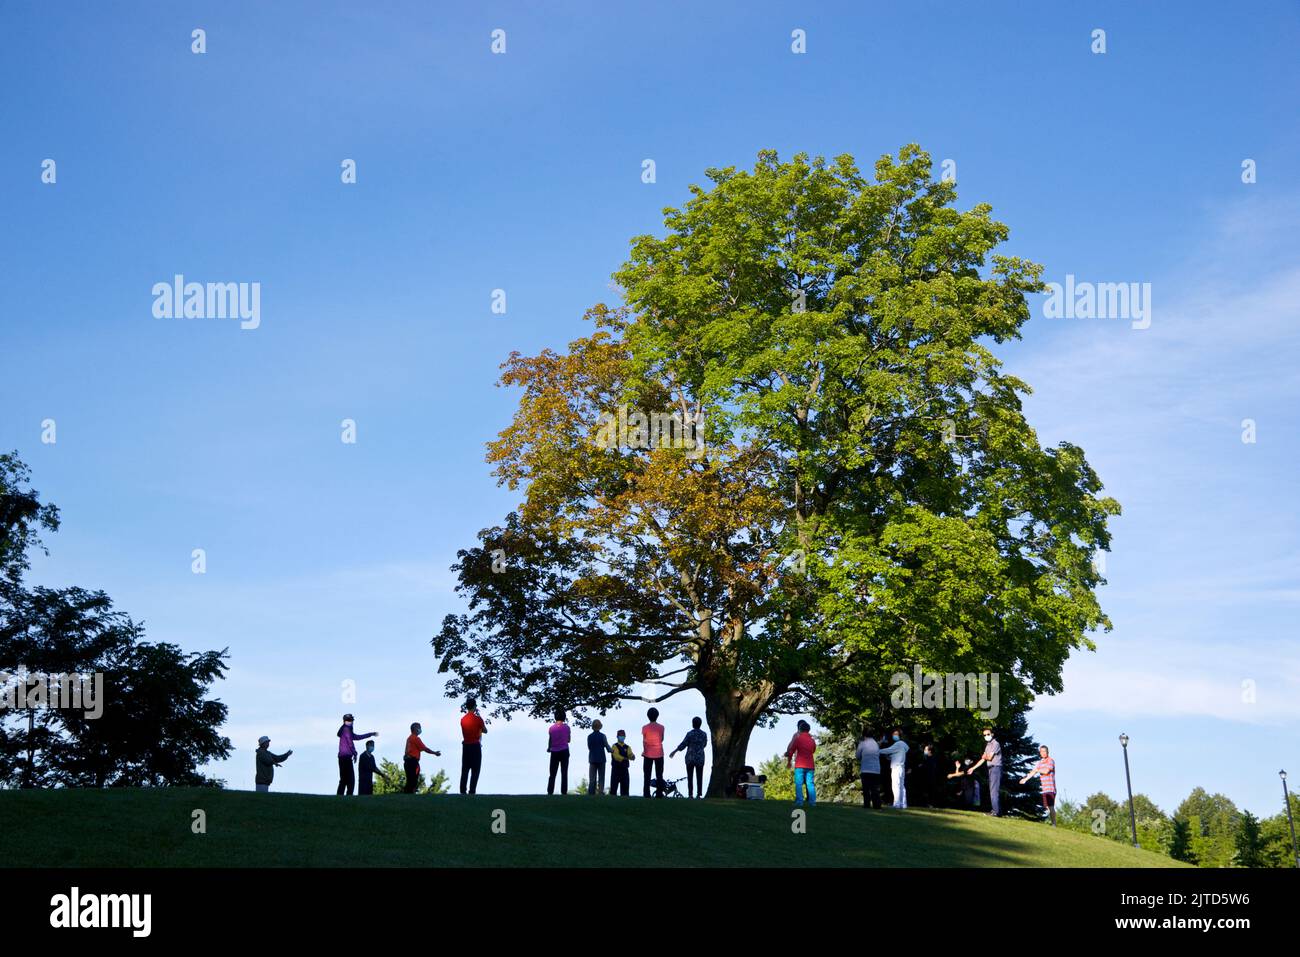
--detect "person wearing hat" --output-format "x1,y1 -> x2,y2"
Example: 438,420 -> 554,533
254,736 -> 292,792
336,713 -> 378,796
459,697 -> 488,794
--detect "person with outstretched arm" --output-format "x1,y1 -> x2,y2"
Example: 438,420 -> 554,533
460,697 -> 487,794
967,727 -> 1003,816
404,722 -> 441,794
948,757 -> 978,808
669,716 -> 708,799
358,739 -> 389,795
879,728 -> 910,808
337,713 -> 378,796
254,736 -> 292,792
1021,744 -> 1057,826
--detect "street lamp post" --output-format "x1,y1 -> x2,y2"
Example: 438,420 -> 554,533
1282,770 -> 1299,869
1120,733 -> 1138,847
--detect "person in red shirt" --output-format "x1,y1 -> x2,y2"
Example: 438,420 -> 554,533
785,719 -> 817,806
459,697 -> 488,794
403,722 -> 441,794
642,707 -> 666,797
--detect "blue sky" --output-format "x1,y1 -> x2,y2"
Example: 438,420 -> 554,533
2,1 -> 1297,817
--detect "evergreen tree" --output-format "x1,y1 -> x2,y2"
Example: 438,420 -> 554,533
1233,811 -> 1265,868
1176,788 -> 1240,867
1168,816 -> 1197,864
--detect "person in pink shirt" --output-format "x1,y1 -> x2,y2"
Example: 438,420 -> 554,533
642,707 -> 666,797
546,709 -> 571,795
785,719 -> 817,806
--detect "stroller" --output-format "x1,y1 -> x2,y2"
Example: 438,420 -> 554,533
729,766 -> 767,800
653,776 -> 686,798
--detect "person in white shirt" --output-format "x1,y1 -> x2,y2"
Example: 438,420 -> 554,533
855,726 -> 882,809
878,728 -> 909,808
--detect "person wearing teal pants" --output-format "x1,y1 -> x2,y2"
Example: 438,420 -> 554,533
785,719 -> 817,805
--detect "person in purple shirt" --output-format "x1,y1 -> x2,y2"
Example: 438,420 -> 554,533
546,709 -> 571,795
336,713 -> 378,796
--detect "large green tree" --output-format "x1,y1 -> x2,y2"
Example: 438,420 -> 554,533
435,146 -> 1118,795
1176,788 -> 1241,867
0,452 -> 231,787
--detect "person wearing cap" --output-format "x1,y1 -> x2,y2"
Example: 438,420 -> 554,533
336,713 -> 378,796
459,697 -> 488,794
404,722 -> 441,793
967,727 -> 1003,816
254,736 -> 292,792
358,739 -> 390,795
609,730 -> 635,796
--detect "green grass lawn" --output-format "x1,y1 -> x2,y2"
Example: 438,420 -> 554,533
3,788 -> 1188,868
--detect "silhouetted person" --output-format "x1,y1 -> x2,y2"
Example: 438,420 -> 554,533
460,697 -> 487,794
404,722 -> 441,793
358,739 -> 389,795
337,713 -> 377,796
641,707 -> 665,797
670,717 -> 708,798
254,736 -> 291,792
547,709 -> 571,795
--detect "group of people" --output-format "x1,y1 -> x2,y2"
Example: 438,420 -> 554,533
788,724 -> 1057,823
546,707 -> 710,797
254,707 -> 1058,824
254,699 -> 491,796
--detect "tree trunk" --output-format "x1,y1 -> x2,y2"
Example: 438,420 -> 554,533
703,688 -> 770,798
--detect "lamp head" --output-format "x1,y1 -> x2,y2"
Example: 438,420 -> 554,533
1119,733 -> 1129,747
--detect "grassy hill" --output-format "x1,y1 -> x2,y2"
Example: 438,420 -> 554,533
2,788 -> 1188,868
